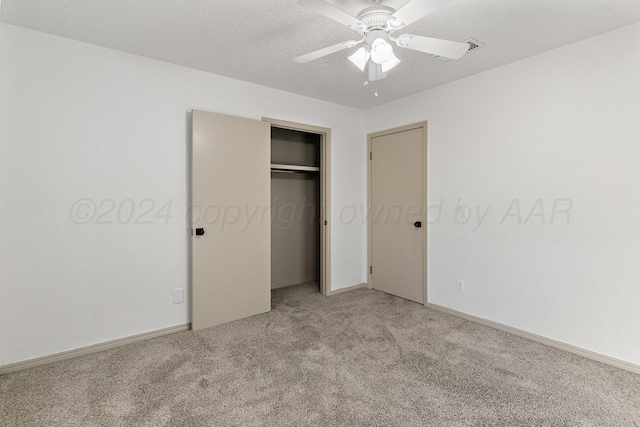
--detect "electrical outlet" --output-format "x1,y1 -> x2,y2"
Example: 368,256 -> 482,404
173,288 -> 185,304
456,279 -> 465,293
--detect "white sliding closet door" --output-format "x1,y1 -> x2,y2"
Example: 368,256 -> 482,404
191,110 -> 271,331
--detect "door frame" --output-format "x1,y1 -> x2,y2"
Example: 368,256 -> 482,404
367,121 -> 428,305
263,117 -> 331,296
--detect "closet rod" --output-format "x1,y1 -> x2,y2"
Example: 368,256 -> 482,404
270,164 -> 320,173
271,169 -> 318,174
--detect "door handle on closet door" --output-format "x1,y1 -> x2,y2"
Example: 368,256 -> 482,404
195,228 -> 205,236
414,221 -> 422,228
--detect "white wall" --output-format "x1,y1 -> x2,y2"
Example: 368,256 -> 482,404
366,23 -> 640,366
0,24 -> 366,365
4,20 -> 639,369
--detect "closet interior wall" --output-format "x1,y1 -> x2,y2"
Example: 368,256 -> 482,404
271,127 -> 321,290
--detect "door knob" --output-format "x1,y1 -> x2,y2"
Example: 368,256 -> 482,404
414,221 -> 422,228
195,228 -> 205,236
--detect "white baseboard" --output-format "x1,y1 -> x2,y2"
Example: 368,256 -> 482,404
0,323 -> 191,376
8,299 -> 635,377
426,303 -> 640,375
328,282 -> 368,296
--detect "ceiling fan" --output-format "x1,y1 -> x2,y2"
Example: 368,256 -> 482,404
294,0 -> 470,81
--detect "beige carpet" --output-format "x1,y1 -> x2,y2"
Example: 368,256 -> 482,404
1,283 -> 639,426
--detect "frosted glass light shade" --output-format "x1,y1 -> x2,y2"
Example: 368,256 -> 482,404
370,38 -> 393,65
381,52 -> 401,73
348,47 -> 370,72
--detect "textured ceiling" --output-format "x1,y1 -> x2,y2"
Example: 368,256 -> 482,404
2,0 -> 640,109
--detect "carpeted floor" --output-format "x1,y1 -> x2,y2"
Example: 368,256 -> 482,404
1,284 -> 639,426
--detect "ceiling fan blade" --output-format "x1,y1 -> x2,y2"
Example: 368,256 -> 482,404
294,40 -> 363,64
388,0 -> 454,29
395,34 -> 469,59
298,0 -> 366,29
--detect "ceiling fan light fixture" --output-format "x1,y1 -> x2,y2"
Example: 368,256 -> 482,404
348,47 -> 370,72
295,0 -> 472,83
380,52 -> 401,73
370,38 -> 393,65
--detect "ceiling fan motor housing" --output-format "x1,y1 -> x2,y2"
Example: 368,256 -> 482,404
366,29 -> 389,46
356,5 -> 396,33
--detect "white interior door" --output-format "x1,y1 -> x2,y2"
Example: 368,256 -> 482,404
370,126 -> 426,304
191,110 -> 271,331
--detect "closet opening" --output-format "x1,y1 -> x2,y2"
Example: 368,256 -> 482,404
264,118 -> 331,296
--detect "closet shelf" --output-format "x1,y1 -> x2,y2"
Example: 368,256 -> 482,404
271,164 -> 319,173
